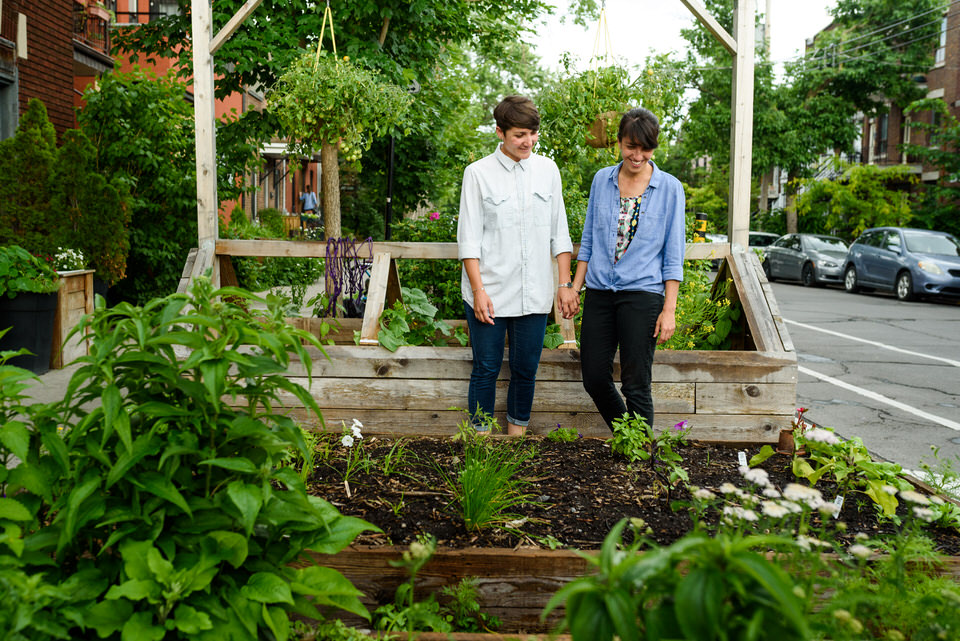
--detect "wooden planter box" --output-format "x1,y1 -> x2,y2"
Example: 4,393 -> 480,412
51,269 -> 95,369
215,240 -> 795,442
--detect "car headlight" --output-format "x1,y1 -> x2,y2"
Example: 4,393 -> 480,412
917,260 -> 943,275
821,260 -> 838,268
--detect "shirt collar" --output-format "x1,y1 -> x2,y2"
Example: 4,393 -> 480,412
495,144 -> 529,171
608,160 -> 661,188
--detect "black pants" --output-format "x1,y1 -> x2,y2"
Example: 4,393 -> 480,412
579,288 -> 664,431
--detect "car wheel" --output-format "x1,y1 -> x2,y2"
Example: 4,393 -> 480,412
801,263 -> 817,287
895,271 -> 915,302
763,260 -> 774,281
844,265 -> 859,293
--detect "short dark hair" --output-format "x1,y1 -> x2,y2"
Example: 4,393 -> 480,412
493,95 -> 540,132
618,108 -> 660,150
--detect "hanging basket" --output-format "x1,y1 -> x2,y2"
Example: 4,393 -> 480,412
585,110 -> 620,148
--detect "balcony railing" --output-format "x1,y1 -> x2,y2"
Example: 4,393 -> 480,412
72,1 -> 114,54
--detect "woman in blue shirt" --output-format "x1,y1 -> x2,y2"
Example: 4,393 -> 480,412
570,108 -> 686,431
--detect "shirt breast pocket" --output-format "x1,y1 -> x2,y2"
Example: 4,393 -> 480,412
532,190 -> 552,227
638,210 -> 666,242
482,193 -> 514,228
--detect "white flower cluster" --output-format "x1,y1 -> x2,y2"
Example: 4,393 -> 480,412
341,418 -> 363,448
54,247 -> 86,271
803,427 -> 841,445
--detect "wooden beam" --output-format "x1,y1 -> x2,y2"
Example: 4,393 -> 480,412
678,0 -> 737,54
210,0 -> 265,55
358,252 -> 395,345
728,0 -> 756,250
191,0 -> 219,286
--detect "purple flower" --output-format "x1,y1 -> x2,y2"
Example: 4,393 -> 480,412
673,420 -> 689,432
429,211 -> 441,221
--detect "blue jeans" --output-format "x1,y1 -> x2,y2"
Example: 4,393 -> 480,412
464,302 -> 548,428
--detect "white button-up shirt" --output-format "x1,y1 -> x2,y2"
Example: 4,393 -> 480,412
457,146 -> 573,316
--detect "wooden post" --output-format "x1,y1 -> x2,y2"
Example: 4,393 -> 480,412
191,0 -> 218,285
728,0 -> 756,251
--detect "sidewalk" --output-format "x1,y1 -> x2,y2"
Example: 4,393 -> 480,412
23,362 -> 81,406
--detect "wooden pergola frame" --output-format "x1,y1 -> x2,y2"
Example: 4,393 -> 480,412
184,0 -> 756,313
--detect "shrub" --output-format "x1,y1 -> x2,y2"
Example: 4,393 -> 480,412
0,245 -> 60,297
0,278 -> 377,639
391,211 -> 462,320
258,207 -> 285,237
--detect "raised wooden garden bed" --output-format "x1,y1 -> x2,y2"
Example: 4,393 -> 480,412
50,269 -> 95,369
216,239 -> 796,442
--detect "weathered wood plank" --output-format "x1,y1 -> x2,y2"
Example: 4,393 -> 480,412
280,378 -> 696,414
287,345 -> 797,384
360,253 -> 394,345
728,252 -> 780,352
754,253 -> 796,353
286,407 -> 788,441
684,241 -> 731,261
695,382 -> 797,415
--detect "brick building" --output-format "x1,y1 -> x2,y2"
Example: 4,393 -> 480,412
0,0 -> 114,140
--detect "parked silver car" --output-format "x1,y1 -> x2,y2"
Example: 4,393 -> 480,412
842,227 -> 960,301
763,233 -> 849,287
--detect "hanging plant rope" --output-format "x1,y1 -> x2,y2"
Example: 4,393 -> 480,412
323,237 -> 373,317
314,0 -> 338,70
590,0 -> 615,96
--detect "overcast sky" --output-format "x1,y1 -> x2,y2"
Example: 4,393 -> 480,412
530,0 -> 836,75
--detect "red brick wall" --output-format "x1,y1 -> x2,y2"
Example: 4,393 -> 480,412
17,1 -> 76,138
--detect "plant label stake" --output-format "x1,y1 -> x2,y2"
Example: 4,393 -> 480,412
738,451 -> 748,467
833,495 -> 844,518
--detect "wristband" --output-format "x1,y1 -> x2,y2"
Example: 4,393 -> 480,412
558,282 -> 574,289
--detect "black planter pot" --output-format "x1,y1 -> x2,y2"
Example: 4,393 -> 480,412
0,291 -> 58,374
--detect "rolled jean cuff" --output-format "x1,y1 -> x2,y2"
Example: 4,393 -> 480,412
506,414 -> 529,427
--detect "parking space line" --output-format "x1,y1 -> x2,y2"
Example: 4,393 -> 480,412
785,319 -> 960,368
799,365 -> 960,432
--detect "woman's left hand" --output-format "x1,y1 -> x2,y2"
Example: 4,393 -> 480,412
654,309 -> 676,345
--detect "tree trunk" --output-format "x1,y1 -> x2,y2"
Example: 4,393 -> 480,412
758,171 -> 769,214
785,192 -> 798,234
321,140 -> 340,240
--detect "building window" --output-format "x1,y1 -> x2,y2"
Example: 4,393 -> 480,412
875,113 -> 888,161
0,72 -> 18,141
935,16 -> 947,65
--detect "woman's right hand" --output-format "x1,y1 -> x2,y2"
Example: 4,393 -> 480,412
473,289 -> 496,325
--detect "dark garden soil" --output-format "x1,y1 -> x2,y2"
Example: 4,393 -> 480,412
306,436 -> 960,555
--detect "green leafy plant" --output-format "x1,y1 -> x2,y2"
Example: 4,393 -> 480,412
1,277 -> 379,639
544,518 -> 811,641
547,424 -> 582,442
337,418 -> 370,490
373,286 -> 468,352
52,248 -> 87,272
543,323 -> 565,349
662,262 -> 742,350
611,414 -> 690,486
373,536 -> 452,634
440,576 -> 502,633
0,245 -> 60,297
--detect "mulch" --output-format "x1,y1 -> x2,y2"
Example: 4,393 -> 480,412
305,435 -> 960,555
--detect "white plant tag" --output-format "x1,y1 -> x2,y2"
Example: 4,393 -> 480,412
833,495 -> 844,518
738,451 -> 748,467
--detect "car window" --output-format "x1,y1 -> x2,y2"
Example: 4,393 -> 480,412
807,236 -> 848,252
786,236 -> 802,250
882,230 -> 902,251
773,236 -> 790,248
858,231 -> 882,248
749,233 -> 777,247
903,231 -> 960,256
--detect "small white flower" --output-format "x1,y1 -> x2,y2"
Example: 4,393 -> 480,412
818,502 -> 841,517
783,483 -> 824,509
848,544 -> 872,559
352,418 -> 364,430
881,485 -> 899,495
762,501 -> 790,518
762,487 -> 781,498
912,506 -> 935,522
741,509 -> 758,522
899,490 -> 931,505
805,428 -> 841,445
722,506 -> 758,522
719,482 -> 739,495
351,425 -> 363,439
780,500 -> 803,514
854,532 -> 870,541
930,495 -> 945,505
341,434 -> 355,448
692,488 -> 716,501
741,467 -> 770,487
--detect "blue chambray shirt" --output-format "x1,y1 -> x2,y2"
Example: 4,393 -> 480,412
579,161 -> 686,294
457,146 -> 573,316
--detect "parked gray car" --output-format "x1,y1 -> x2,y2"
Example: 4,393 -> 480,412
842,226 -> 960,301
763,233 -> 849,287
